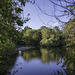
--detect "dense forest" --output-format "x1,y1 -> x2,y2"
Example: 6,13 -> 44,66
0,0 -> 75,75
18,18 -> 75,47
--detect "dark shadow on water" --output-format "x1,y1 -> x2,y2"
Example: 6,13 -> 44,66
0,55 -> 17,75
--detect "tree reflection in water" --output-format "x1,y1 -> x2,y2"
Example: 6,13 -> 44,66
7,48 -> 72,75
0,55 -> 17,75
63,47 -> 75,75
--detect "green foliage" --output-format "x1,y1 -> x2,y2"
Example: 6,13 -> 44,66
0,22 -> 18,75
32,31 -> 41,44
63,47 -> 75,75
23,29 -> 35,45
0,48 -> 17,75
17,20 -> 23,26
40,27 -> 62,47
0,22 -> 17,58
0,0 -> 29,70
40,26 -> 48,30
0,0 -> 31,61
0,21 -> 22,44
0,0 -> 30,26
62,19 -> 75,46
22,28 -> 41,46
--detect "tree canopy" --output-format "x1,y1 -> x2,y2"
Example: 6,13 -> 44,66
62,18 -> 75,46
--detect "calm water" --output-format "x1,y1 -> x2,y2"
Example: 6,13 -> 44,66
7,48 -> 68,75
0,47 -> 74,75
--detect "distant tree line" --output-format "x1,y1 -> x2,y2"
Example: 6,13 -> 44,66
19,18 -> 75,47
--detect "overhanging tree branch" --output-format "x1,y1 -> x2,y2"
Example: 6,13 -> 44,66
49,0 -> 75,16
35,3 -> 54,17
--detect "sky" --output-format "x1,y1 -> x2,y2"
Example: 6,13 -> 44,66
21,0 -> 71,30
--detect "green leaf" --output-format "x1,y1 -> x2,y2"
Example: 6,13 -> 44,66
17,20 -> 23,26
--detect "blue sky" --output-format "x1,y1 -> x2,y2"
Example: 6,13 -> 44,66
22,0 -> 71,30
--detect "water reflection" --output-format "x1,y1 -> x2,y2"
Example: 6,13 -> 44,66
7,48 -> 67,75
63,47 -> 75,75
19,51 -> 22,55
0,55 -> 17,75
7,56 -> 24,75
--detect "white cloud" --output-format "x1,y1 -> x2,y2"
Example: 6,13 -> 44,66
51,22 -> 60,27
50,22 -> 62,30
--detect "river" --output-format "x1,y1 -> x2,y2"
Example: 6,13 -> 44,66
1,47 -> 75,75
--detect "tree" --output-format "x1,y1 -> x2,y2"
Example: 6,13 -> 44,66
23,28 -> 42,46
49,0 -> 75,20
40,26 -> 48,30
0,0 -> 33,61
32,30 -> 42,46
40,26 -> 62,47
0,0 -> 32,25
62,18 -> 75,46
0,22 -> 16,59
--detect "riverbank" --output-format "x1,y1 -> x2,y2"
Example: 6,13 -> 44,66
16,46 -> 35,51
